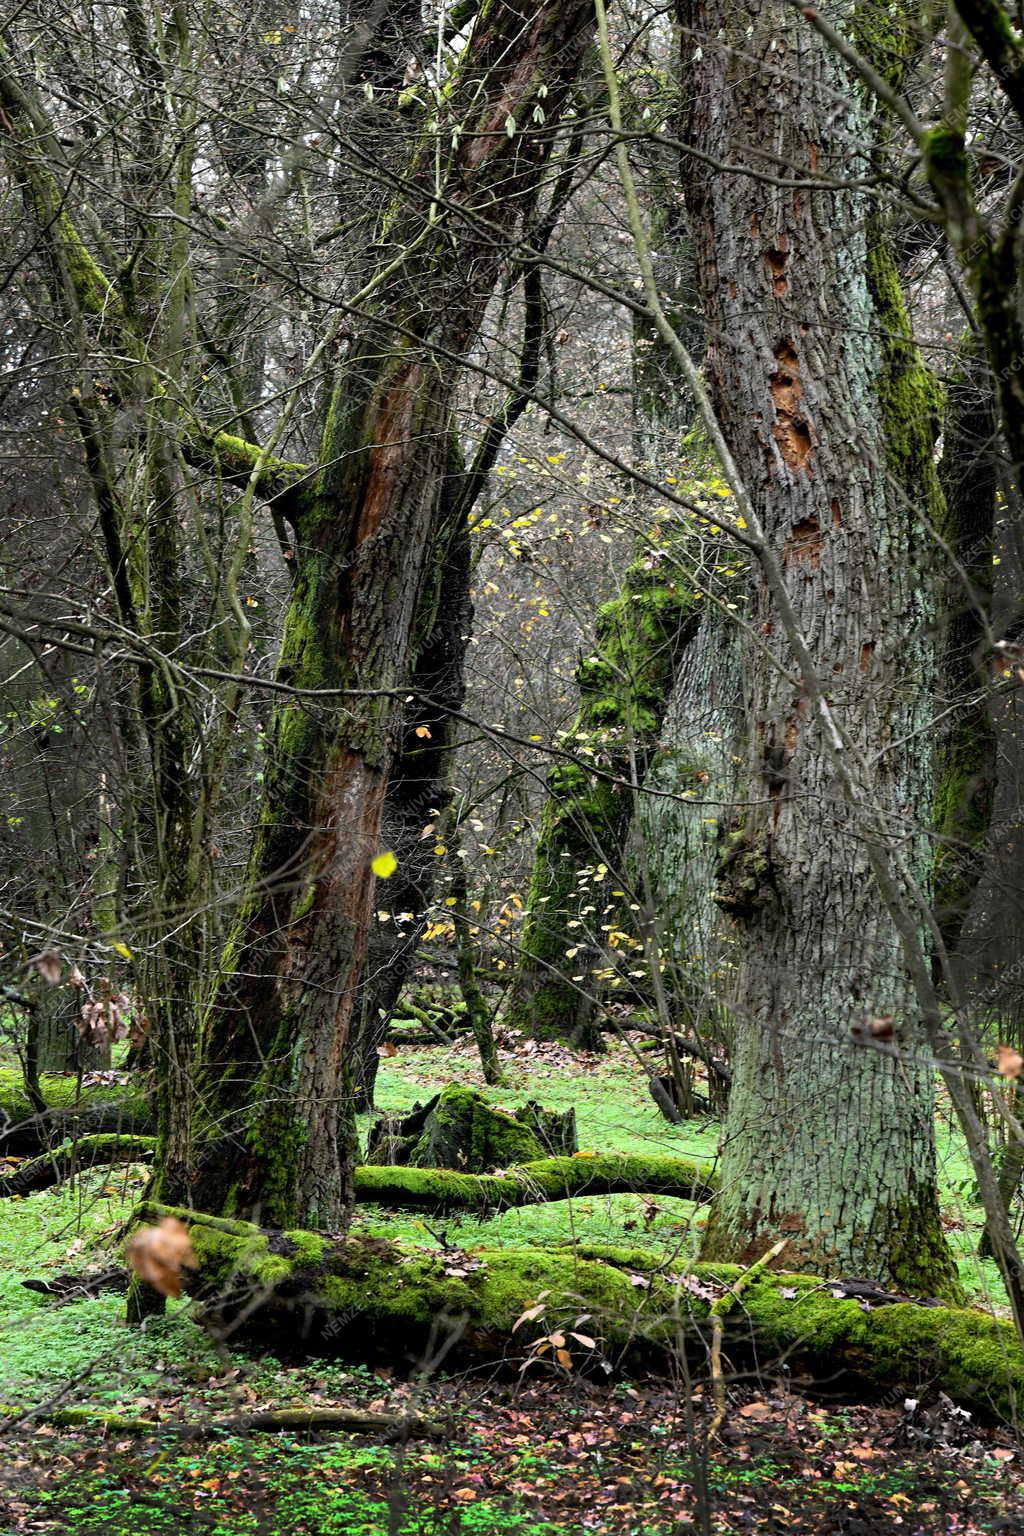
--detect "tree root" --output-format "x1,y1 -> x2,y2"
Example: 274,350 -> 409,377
140,1204 -> 1024,1424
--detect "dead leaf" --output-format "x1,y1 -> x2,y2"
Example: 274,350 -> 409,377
32,951 -> 62,984
738,1401 -> 771,1420
126,1217 -> 196,1298
995,1044 -> 1023,1079
512,1303 -> 546,1331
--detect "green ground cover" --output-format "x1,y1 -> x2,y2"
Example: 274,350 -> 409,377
0,1040 -> 1020,1534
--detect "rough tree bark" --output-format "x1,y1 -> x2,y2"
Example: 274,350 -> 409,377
189,0 -> 594,1230
349,499 -> 473,1113
640,587 -> 745,1056
678,0 -> 960,1294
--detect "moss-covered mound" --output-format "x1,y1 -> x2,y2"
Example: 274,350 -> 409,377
148,1205 -> 1024,1424
365,1085 -> 572,1172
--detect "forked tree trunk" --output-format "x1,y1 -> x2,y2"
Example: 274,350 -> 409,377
680,0 -> 960,1294
189,0 -> 593,1230
349,499 -> 472,1113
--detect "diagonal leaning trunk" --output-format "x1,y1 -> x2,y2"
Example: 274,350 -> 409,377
189,0 -> 593,1230
678,0 -> 960,1294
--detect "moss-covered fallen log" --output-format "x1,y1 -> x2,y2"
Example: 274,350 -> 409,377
0,1137 -> 703,1212
0,1403 -> 440,1439
0,1069 -> 151,1155
354,1153 -> 715,1212
144,1205 -> 1024,1424
0,1134 -> 156,1196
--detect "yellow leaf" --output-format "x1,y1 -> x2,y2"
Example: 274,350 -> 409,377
434,844 -> 447,856
371,851 -> 397,879
111,941 -> 133,960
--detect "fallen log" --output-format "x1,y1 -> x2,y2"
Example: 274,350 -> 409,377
354,1153 -> 715,1212
0,1138 -> 705,1213
0,1134 -> 157,1196
0,1402 -> 440,1439
22,1266 -> 130,1301
0,1069 -> 151,1156
140,1204 -> 1024,1424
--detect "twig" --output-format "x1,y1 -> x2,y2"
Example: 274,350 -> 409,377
707,1239 -> 788,1440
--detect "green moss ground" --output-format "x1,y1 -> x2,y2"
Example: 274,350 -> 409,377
0,1042 -> 1020,1531
365,1041 -> 1008,1310
356,1042 -> 717,1254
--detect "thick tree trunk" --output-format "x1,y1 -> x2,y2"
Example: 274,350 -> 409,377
680,1 -> 959,1295
934,338 -> 999,961
190,0 -> 594,1231
349,503 -> 472,1112
639,585 -> 745,1060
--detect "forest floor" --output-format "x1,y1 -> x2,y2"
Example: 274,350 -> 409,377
0,1035 -> 1021,1534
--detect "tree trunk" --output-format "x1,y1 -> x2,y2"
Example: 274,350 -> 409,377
349,499 -> 472,1113
680,0 -> 959,1296
169,1204 -> 1024,1424
934,337 -> 999,961
190,0 -> 594,1231
450,825 -> 504,1085
639,584 -> 745,1065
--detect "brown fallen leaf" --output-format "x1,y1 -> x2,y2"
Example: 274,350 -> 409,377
126,1216 -> 196,1298
737,1400 -> 771,1420
995,1044 -> 1023,1079
31,950 -> 63,984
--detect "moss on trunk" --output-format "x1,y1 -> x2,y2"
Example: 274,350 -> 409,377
0,1133 -> 155,1196
508,529 -> 703,1048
